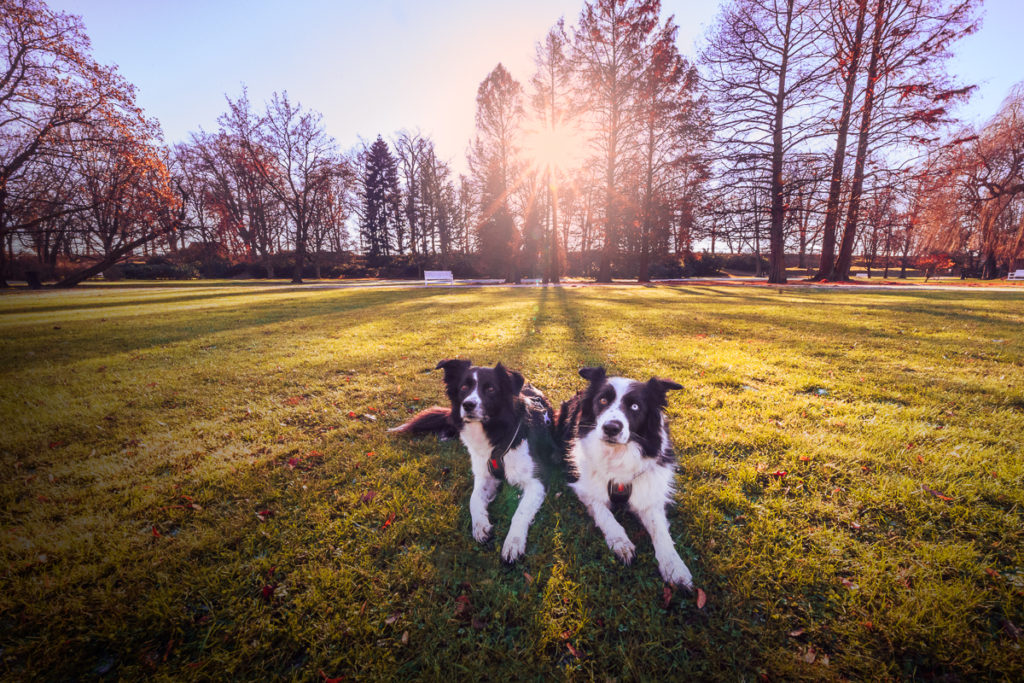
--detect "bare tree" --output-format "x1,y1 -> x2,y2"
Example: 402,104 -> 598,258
0,0 -> 146,285
228,90 -> 338,283
831,0 -> 980,280
703,0 -> 828,283
572,0 -> 661,282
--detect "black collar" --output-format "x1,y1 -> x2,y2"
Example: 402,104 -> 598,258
608,480 -> 632,507
487,419 -> 523,481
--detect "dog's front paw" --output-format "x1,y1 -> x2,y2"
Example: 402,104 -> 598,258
472,520 -> 493,544
660,557 -> 693,589
501,534 -> 526,563
608,536 -> 636,565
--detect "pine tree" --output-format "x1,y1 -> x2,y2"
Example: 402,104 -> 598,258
359,136 -> 401,258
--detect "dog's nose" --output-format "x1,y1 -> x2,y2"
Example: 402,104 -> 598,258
602,420 -> 623,437
462,400 -> 477,412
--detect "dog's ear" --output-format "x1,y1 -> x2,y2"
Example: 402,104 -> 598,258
579,366 -> 606,384
646,377 -> 683,406
494,363 -> 526,394
435,358 -> 471,386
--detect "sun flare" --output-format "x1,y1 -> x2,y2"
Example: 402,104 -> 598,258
523,123 -> 584,174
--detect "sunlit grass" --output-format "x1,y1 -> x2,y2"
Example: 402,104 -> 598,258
1,283 -> 1022,679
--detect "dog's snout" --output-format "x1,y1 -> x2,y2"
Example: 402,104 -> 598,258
602,420 -> 623,437
462,400 -> 477,413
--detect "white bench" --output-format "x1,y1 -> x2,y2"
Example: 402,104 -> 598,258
1008,269 -> 1024,281
424,270 -> 454,286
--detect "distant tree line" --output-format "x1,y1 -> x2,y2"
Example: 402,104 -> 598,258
3,0 -> 1019,287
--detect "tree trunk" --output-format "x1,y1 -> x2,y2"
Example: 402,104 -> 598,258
292,222 -> 306,284
54,231 -> 164,288
547,177 -> 561,284
638,225 -> 651,283
767,0 -> 795,285
264,250 -> 275,279
815,0 -> 868,280
0,230 -> 8,288
834,0 -> 886,281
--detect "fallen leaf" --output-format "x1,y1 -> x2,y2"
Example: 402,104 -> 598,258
802,645 -> 817,664
840,578 -> 859,590
861,621 -> 873,630
566,642 -> 584,659
347,411 -> 357,418
260,584 -> 276,600
799,455 -> 810,462
788,628 -> 805,638
559,630 -> 572,640
385,612 -> 400,625
256,509 -> 273,522
381,511 -> 396,529
696,588 -> 707,609
1003,619 -> 1021,640
662,585 -> 673,608
820,653 -> 830,666
151,525 -> 161,538
401,630 -> 410,645
454,594 -> 472,618
362,413 -> 377,421
319,670 -> 344,683
360,490 -> 377,505
922,485 -> 953,501
850,522 -> 862,530
523,571 -> 533,585
285,396 -> 303,406
916,455 -> 925,464
986,568 -> 1000,579
366,451 -> 375,458
770,470 -> 787,478
48,440 -> 66,449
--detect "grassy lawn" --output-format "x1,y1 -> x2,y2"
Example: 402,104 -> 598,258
1,283 -> 1022,680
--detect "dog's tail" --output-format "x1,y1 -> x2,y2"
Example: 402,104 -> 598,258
388,406 -> 457,440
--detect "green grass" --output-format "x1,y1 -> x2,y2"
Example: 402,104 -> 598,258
1,283 -> 1023,680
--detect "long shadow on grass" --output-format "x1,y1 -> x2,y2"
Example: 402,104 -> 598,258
0,286 -> 300,317
552,287 -> 609,366
0,289 -> 456,373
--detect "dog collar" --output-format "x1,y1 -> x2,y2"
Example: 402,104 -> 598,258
607,480 -> 632,507
487,455 -> 505,480
487,419 -> 523,481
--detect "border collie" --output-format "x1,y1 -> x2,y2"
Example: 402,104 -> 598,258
391,359 -> 555,563
557,366 -> 693,588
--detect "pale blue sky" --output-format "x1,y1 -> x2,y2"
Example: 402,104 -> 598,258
59,0 -> 1022,172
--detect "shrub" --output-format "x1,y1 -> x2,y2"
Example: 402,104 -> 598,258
722,253 -> 769,273
682,252 -> 724,277
121,262 -> 198,280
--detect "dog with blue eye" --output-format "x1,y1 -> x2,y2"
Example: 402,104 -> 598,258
557,366 -> 693,588
391,359 -> 555,563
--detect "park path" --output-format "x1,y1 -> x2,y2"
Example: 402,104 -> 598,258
292,277 -> 1024,294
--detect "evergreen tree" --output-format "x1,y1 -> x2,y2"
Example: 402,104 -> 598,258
359,136 -> 402,257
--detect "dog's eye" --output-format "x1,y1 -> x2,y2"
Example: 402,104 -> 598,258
630,403 -> 639,411
486,385 -> 495,393
461,384 -> 469,391
599,397 -> 608,405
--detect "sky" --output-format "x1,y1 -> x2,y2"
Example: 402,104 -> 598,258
58,0 -> 1024,174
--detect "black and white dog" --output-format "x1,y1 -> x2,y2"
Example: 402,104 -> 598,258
557,367 -> 693,588
391,359 -> 555,563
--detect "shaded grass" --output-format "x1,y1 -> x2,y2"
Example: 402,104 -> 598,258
1,283 -> 1023,680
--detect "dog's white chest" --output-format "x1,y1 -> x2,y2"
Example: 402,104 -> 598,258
459,421 -> 492,461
